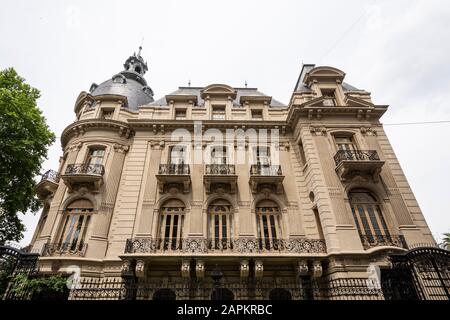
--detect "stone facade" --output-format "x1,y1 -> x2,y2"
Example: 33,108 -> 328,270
31,52 -> 435,300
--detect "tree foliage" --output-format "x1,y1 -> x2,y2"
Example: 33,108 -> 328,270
0,68 -> 55,244
442,232 -> 450,250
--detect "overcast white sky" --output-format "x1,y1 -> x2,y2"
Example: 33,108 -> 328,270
1,0 -> 449,246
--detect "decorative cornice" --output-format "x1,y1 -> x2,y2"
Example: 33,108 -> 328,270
61,119 -> 134,148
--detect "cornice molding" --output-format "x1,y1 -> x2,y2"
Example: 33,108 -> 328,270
61,119 -> 134,148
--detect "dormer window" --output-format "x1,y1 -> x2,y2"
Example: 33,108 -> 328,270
212,106 -> 226,120
321,89 -> 337,106
175,109 -> 186,120
251,110 -> 263,120
100,109 -> 114,120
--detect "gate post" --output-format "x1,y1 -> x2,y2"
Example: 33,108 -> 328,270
121,259 -> 137,300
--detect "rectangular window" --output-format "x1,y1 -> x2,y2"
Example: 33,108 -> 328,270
159,207 -> 184,251
208,205 -> 233,251
169,146 -> 186,165
211,146 -> 227,165
256,206 -> 281,251
297,143 -> 307,166
100,109 -> 114,120
86,148 -> 105,165
58,209 -> 91,253
321,89 -> 337,106
251,109 -> 263,120
212,106 -> 226,120
335,136 -> 356,152
175,109 -> 186,120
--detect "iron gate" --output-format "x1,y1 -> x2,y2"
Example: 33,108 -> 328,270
381,246 -> 450,300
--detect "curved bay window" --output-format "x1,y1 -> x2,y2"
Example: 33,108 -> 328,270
349,190 -> 391,247
208,199 -> 233,250
256,200 -> 282,250
57,199 -> 93,254
158,199 -> 185,251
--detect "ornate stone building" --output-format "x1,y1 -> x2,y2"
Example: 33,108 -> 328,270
30,49 -> 435,300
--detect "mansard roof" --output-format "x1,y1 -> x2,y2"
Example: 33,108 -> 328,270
149,85 -> 286,108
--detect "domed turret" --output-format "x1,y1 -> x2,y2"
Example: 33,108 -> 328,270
89,47 -> 154,110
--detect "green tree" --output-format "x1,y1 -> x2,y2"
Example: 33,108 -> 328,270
442,232 -> 450,250
0,68 -> 55,245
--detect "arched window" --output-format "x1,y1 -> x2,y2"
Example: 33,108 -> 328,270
208,199 -> 233,250
153,289 -> 176,300
255,200 -> 282,250
158,199 -> 185,251
269,288 -> 292,300
349,190 -> 390,242
58,199 -> 93,253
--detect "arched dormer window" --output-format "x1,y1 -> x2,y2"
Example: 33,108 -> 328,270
158,199 -> 185,251
348,189 -> 391,245
255,200 -> 282,250
57,199 -> 93,254
208,199 -> 233,250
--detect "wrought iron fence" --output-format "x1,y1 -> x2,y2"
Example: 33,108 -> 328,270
158,164 -> 190,175
68,277 -> 385,300
205,164 -> 235,175
65,163 -> 105,175
382,247 -> 450,300
334,150 -> 380,166
360,235 -> 407,250
41,242 -> 88,257
250,164 -> 282,176
124,237 -> 327,254
40,169 -> 59,183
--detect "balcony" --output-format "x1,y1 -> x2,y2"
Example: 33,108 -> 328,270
41,242 -> 88,257
61,163 -> 104,192
156,164 -> 191,193
333,150 -> 384,182
35,170 -> 60,200
249,164 -> 284,194
204,164 -> 238,193
124,237 -> 326,254
360,235 -> 407,250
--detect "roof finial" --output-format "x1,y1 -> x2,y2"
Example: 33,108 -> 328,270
245,80 -> 248,88
138,46 -> 142,57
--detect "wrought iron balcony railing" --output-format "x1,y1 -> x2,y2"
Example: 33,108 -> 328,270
250,164 -> 282,176
205,164 -> 236,175
158,164 -> 190,175
360,235 -> 407,250
40,170 -> 60,183
65,163 -> 105,176
334,150 -> 381,166
124,237 -> 326,254
41,242 -> 88,257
